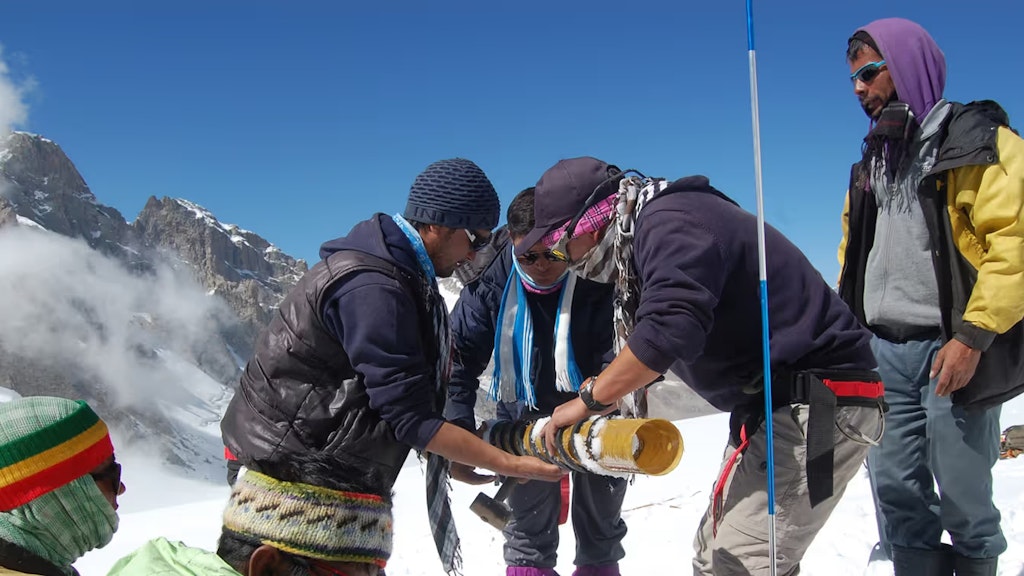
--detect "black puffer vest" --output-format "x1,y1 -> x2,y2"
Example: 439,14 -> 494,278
220,250 -> 433,488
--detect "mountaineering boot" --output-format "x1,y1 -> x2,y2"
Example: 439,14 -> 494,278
507,567 -> 559,576
891,544 -> 953,576
572,563 -> 620,576
953,554 -> 997,576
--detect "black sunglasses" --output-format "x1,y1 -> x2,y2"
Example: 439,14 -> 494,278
90,460 -> 122,491
850,60 -> 886,84
464,229 -> 490,252
517,250 -> 562,265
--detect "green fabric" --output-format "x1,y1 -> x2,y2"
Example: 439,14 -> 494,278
0,399 -> 99,469
0,398 -> 118,574
106,538 -> 241,576
0,476 -> 117,575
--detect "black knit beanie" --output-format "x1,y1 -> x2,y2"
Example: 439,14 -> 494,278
403,158 -> 500,230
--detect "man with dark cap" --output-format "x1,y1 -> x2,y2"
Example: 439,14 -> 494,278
838,18 -> 1024,575
221,158 -> 563,575
446,188 -> 626,576
523,157 -> 885,574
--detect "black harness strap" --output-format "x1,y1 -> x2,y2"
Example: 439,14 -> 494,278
788,370 -> 885,507
731,369 -> 886,508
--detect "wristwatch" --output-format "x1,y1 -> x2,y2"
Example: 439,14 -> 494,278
579,376 -> 613,412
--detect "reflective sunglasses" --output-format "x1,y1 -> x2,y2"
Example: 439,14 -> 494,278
90,460 -> 122,491
517,250 -> 562,265
549,168 -> 647,263
850,60 -> 887,84
464,229 -> 490,252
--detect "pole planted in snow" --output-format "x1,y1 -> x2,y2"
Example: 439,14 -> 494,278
745,0 -> 778,573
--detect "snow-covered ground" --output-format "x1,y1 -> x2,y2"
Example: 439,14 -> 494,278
55,393 -> 1024,576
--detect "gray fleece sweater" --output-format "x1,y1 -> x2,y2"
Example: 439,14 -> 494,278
864,100 -> 951,333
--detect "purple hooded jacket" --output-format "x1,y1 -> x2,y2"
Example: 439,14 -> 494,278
858,18 -> 947,120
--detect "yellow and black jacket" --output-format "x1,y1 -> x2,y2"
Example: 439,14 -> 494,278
839,100 -> 1024,408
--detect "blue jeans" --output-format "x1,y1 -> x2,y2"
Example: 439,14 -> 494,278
868,336 -> 1006,558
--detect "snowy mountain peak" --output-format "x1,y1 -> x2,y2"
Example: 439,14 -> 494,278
137,196 -> 307,287
1,131 -> 95,203
0,132 -> 135,256
168,197 -> 292,261
171,197 -> 253,241
10,130 -> 54,144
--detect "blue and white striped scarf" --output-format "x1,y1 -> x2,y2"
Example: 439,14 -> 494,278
489,247 -> 583,409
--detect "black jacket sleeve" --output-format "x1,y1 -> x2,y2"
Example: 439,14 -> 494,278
444,254 -> 510,431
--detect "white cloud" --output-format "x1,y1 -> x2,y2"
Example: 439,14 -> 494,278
0,44 -> 35,201
0,226 -> 236,409
0,44 -> 32,137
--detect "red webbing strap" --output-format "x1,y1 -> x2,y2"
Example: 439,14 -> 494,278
821,379 -> 884,398
558,475 -> 570,525
712,424 -> 750,537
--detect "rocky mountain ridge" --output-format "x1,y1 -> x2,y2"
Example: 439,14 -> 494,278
0,131 -> 307,476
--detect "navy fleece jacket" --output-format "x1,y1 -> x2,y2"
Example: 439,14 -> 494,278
629,177 -> 876,411
317,214 -> 444,450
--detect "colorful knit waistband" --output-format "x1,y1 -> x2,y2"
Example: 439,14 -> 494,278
0,400 -> 114,512
223,470 -> 393,568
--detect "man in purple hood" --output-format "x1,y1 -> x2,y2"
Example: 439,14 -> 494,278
838,18 -> 1024,576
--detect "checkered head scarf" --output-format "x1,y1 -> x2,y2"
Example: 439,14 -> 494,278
0,397 -> 119,573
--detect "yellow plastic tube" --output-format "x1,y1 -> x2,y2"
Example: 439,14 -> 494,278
593,418 -> 683,476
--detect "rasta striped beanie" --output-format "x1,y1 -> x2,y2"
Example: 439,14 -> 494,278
0,397 -> 114,512
0,397 -> 119,572
223,469 -> 393,568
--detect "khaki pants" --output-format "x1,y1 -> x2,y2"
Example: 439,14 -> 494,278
693,404 -> 882,575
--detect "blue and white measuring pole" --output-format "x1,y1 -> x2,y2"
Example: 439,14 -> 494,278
745,0 -> 778,573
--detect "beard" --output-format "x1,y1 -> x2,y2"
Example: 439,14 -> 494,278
860,91 -> 897,119
860,98 -> 879,119
859,100 -> 920,211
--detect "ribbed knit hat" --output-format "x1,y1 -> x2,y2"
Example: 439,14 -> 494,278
0,397 -> 114,512
403,158 -> 501,230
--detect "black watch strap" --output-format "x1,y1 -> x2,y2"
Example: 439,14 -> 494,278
579,377 -> 612,412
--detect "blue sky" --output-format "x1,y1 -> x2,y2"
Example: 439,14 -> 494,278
0,1 -> 1020,281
